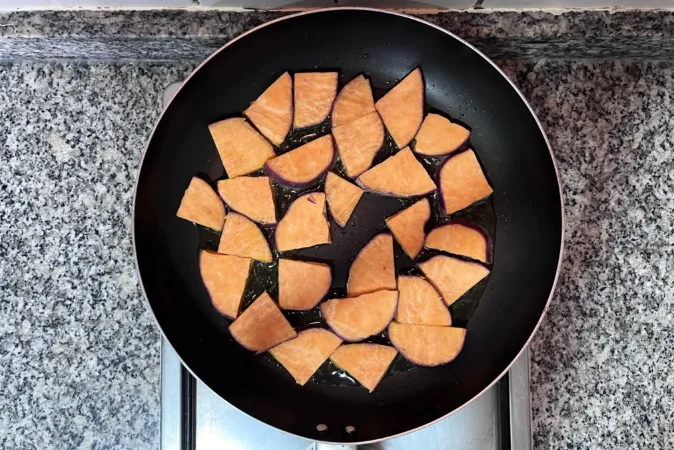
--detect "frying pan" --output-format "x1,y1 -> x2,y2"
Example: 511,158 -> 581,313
133,8 -> 563,445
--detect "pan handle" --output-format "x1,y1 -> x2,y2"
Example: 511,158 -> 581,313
315,444 -> 358,450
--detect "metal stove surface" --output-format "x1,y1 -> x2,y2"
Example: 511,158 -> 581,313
159,82 -> 532,450
160,340 -> 531,450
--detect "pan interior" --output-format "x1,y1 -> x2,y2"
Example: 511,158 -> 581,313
134,9 -> 562,443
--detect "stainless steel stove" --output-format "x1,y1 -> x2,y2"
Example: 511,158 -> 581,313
159,82 -> 533,450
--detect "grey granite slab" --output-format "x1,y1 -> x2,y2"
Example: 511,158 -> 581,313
3,9 -> 674,60
2,58 -> 674,449
0,61 -> 195,450
504,60 -> 674,449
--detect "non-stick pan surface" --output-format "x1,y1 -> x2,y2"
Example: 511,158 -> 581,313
133,8 -> 563,444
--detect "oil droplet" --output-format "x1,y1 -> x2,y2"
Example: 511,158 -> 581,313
363,52 -> 370,59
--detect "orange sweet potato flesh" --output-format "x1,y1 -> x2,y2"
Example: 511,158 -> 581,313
413,113 -> 470,157
293,72 -> 338,128
347,234 -> 397,296
230,292 -> 296,352
389,322 -> 466,367
330,344 -> 397,392
244,72 -> 293,146
264,135 -> 334,186
396,276 -> 451,326
218,213 -> 272,262
278,259 -> 332,310
208,118 -> 276,179
176,177 -> 225,231
375,68 -> 424,149
324,172 -> 363,227
331,74 -> 376,128
199,250 -> 251,318
425,223 -> 489,263
332,111 -> 385,178
357,148 -> 436,198
217,176 -> 276,225
269,328 -> 342,385
419,255 -> 490,306
439,149 -> 493,215
385,198 -> 430,259
321,290 -> 398,342
275,193 -> 331,252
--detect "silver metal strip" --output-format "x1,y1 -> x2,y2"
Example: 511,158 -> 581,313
160,81 -> 186,450
509,346 -> 532,450
161,338 -> 184,450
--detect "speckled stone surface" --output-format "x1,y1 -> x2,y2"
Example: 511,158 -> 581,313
502,60 -> 674,449
2,58 -> 674,449
3,9 -> 674,60
0,62 -> 195,450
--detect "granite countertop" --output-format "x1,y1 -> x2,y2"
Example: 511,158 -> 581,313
1,9 -> 674,450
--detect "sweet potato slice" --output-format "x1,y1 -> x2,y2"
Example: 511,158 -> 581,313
425,223 -> 489,263
389,322 -> 465,367
176,177 -> 225,231
375,68 -> 424,149
385,198 -> 430,259
244,72 -> 293,146
419,255 -> 490,306
357,148 -> 436,198
396,276 -> 451,326
275,193 -> 330,252
208,118 -> 276,179
217,176 -> 276,225
321,290 -> 398,342
269,328 -> 342,385
347,234 -> 396,296
293,72 -> 338,128
278,259 -> 332,310
439,149 -> 493,215
324,172 -> 363,227
330,344 -> 397,392
332,111 -> 385,178
413,113 -> 470,157
264,135 -> 334,187
218,213 -> 272,262
199,250 -> 251,318
331,74 -> 376,128
230,292 -> 296,352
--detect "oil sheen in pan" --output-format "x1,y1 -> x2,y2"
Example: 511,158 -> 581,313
193,81 -> 496,389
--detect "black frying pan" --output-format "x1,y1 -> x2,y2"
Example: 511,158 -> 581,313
133,8 -> 563,444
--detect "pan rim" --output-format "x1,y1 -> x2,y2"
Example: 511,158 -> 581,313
131,6 -> 565,446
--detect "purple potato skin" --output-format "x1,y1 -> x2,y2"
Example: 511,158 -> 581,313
388,323 -> 466,367
263,141 -> 335,188
436,150 -> 492,216
274,193 -> 331,251
230,327 -> 297,354
295,74 -> 338,129
425,220 -> 491,264
320,292 -> 398,342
